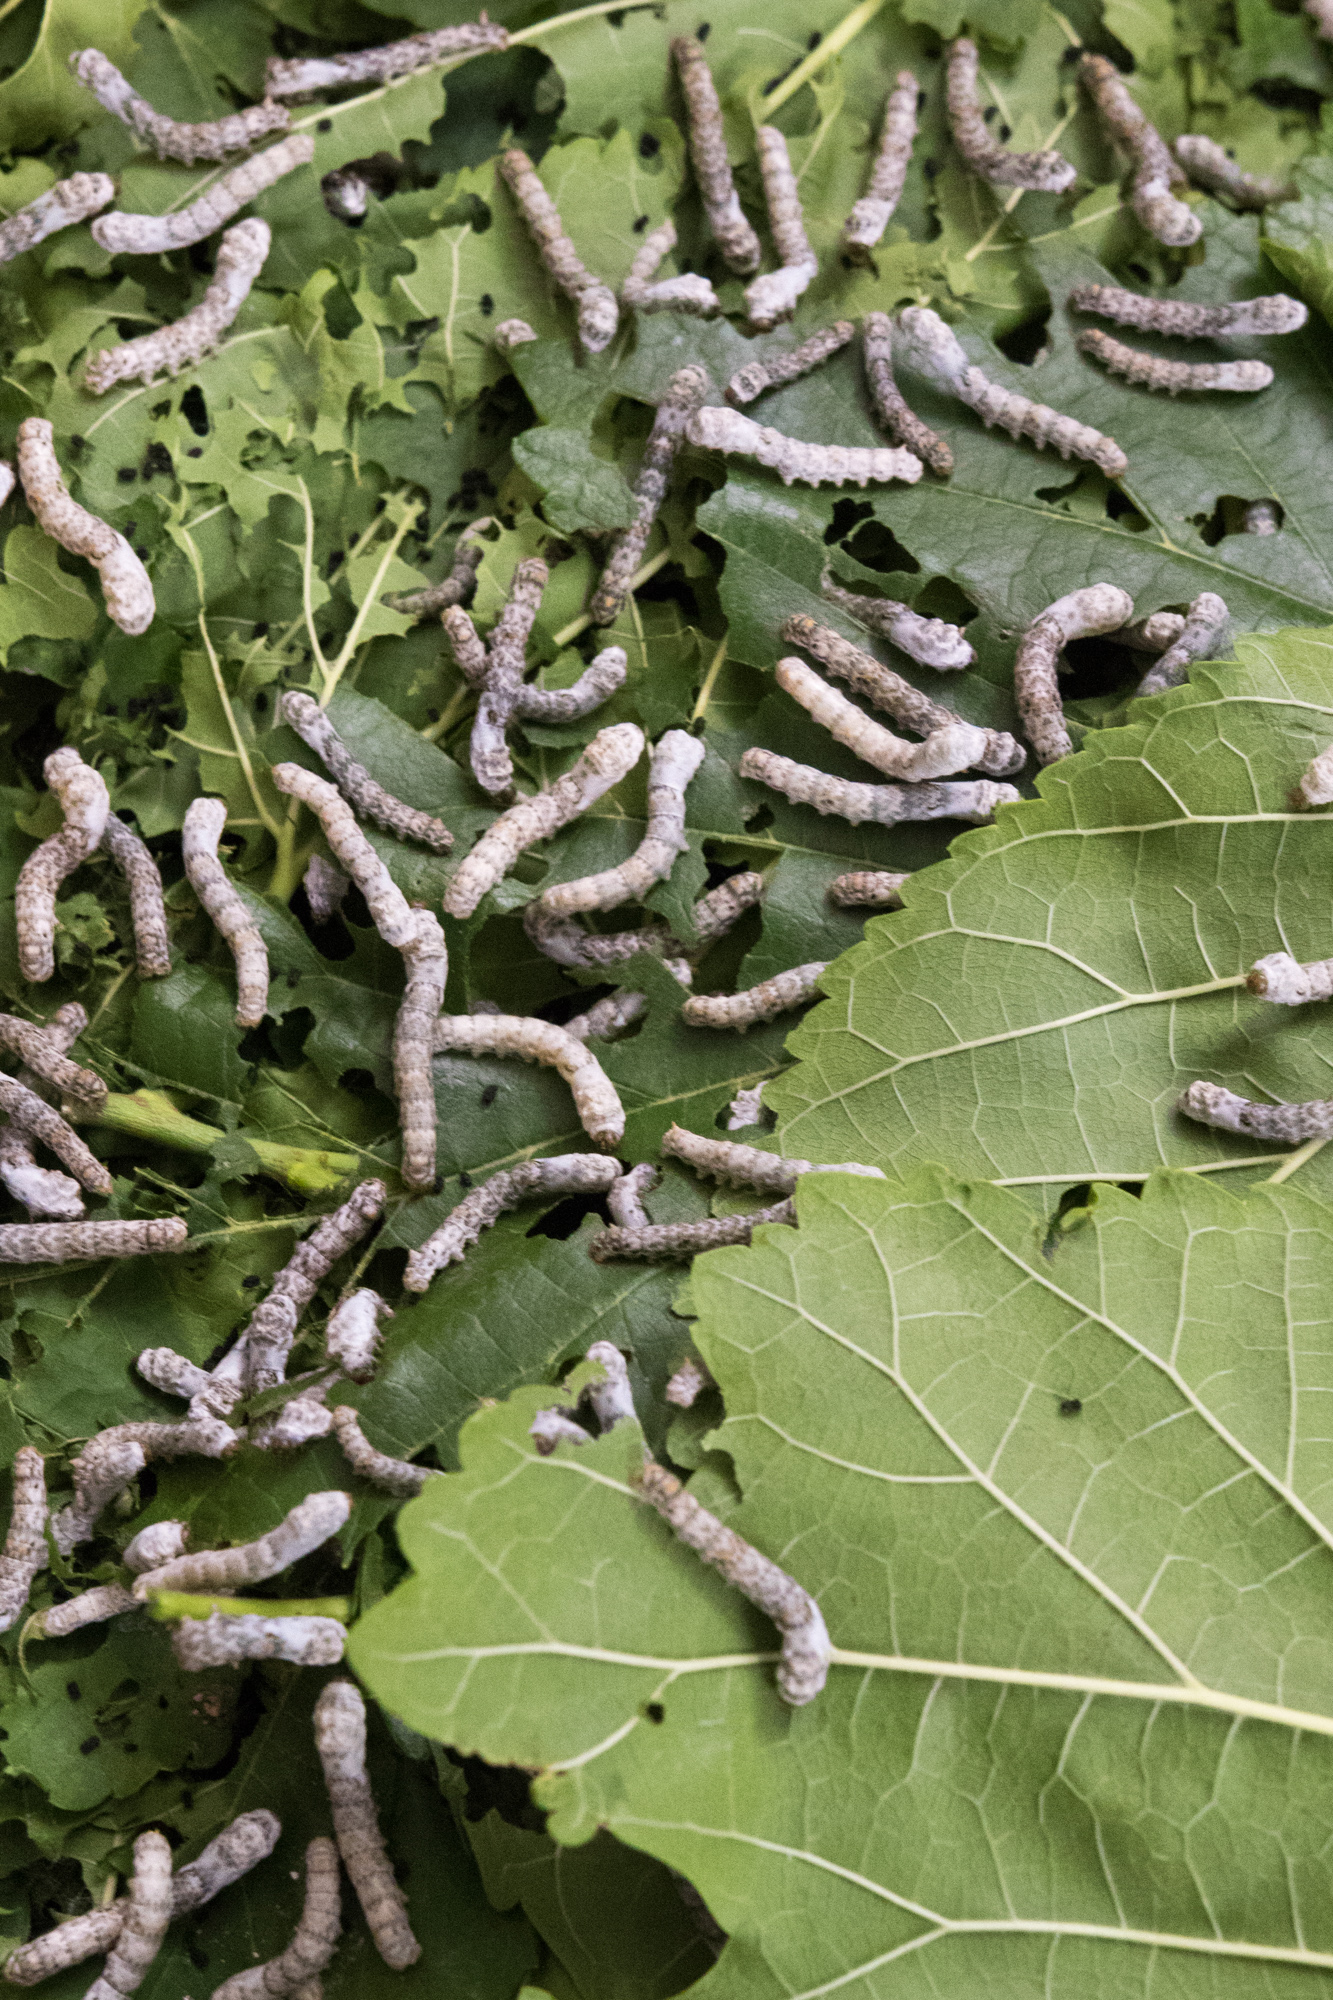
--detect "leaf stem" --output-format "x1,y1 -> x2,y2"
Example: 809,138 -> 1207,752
84,1089 -> 358,1195
761,0 -> 888,114
197,613 -> 283,840
1264,1135 -> 1328,1185
690,636 -> 729,725
551,547 -> 673,650
148,1591 -> 351,1622
318,496 -> 423,707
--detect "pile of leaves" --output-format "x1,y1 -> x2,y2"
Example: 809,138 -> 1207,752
2,0 -> 1333,1991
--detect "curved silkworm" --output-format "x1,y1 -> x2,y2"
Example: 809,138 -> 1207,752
1079,54 -> 1200,246
1077,327 -> 1273,394
15,747 -> 109,984
1173,135 -> 1295,209
946,37 -> 1075,192
829,869 -> 910,907
332,1406 -> 438,1496
682,962 -> 826,1030
0,174 -> 115,265
132,1490 -> 352,1598
100,813 -> 171,975
92,134 -> 315,254
726,323 -> 854,406
210,1838 -> 342,1999
265,18 -> 508,95
621,219 -> 719,317
239,1179 -> 387,1397
819,577 -> 975,671
540,729 -> 704,913
740,747 -> 1019,825
431,1014 -> 624,1148
182,797 -> 269,1027
53,1416 -> 237,1554
314,1681 -> 420,1968
745,127 -> 818,329
0,1449 -> 46,1634
862,312 -> 953,476
1067,281 -> 1305,338
1135,592 -> 1229,695
671,36 -> 762,273
686,405 -> 922,488
279,691 -> 452,850
843,71 -> 918,251
383,517 -> 489,618
86,219 -> 272,393
17,422 -> 153,635
84,1831 -> 172,2000
1013,584 -> 1134,765
33,1582 -> 135,1638
776,658 -> 992,781
499,148 -> 617,354
124,1519 -> 190,1573
666,1355 -> 715,1406
403,1154 -> 621,1292
592,368 -> 708,625
70,50 -> 290,161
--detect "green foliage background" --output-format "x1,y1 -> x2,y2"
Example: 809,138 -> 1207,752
2,0 -> 1333,1989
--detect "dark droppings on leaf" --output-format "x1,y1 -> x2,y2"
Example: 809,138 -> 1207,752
458,1171 -> 473,1187
1060,1399 -> 1083,1416
181,385 -> 209,437
806,29 -> 822,47
116,468 -> 137,484
78,1737 -> 99,1755
639,132 -> 660,158
186,446 -> 202,458
318,118 -> 332,132
633,213 -> 651,232
480,1084 -> 499,1107
479,292 -> 494,315
66,1681 -> 80,1701
645,1701 -> 666,1722
241,1273 -> 262,1289
141,443 -> 172,479
696,20 -> 710,37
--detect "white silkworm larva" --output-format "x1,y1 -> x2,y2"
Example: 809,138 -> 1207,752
621,218 -> 719,317
726,323 -> 854,406
1243,499 -> 1282,535
123,1519 -> 189,1573
0,1217 -> 185,1267
895,307 -> 1128,478
585,1340 -> 636,1431
403,1154 -> 621,1292
511,646 -> 628,728
608,1161 -> 658,1229
53,1418 -> 236,1553
1135,591 -> 1229,695
493,318 -> 538,353
0,1075 -> 110,1195
541,729 -> 704,913
1294,742 -> 1333,809
1080,54 -> 1200,247
671,36 -> 761,274
637,1459 -> 831,1704
70,50 -> 290,162
443,723 -> 644,919
268,764 -> 418,948
33,1583 -> 135,1637
0,1449 -> 46,1633
210,1838 -> 342,2000
829,869 -> 910,907
819,576 -> 975,671
1067,280 -> 1305,338
946,37 -> 1075,192
331,1407 -> 437,1496
3,1911 -> 126,1987
783,612 -> 1020,773
499,148 -> 617,354
862,312 -> 953,477
843,71 -> 918,251
1077,327 -> 1273,394
241,1179 -> 387,1396
132,1490 -> 351,1598
686,405 -> 921,489
136,1348 -> 211,1402
326,1289 -> 393,1382
590,1199 -> 796,1263
530,1407 -> 593,1453
666,1356 -> 715,1406
776,657 -> 992,782
432,1014 -> 624,1147
266,19 -> 507,95
727,1082 -> 766,1129
1120,610 -> 1186,651
92,134 -> 315,255
17,420 -> 153,634
172,1611 -> 346,1669
1248,949 -> 1333,1004
662,1122 -> 885,1192
280,690 -> 452,850
745,127 -> 817,330
455,555 -> 548,796
1013,584 -> 1134,765
85,1830 -> 172,2000
182,797 -> 269,1027
1178,1080 -> 1333,1143
15,747 -> 110,984
85,219 -> 271,393
0,1012 -> 102,1107
740,747 -> 1019,825
314,1681 -> 420,1969
100,814 -> 171,976
524,903 -> 673,969
682,962 -> 826,1031
0,174 -> 115,265
383,517 -> 489,618
257,1379 -> 336,1450
1173,135 -> 1295,209
303,853 -> 349,923
592,368 -> 708,625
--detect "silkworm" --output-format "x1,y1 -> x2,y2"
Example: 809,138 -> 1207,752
1067,280 -> 1305,338
565,990 -> 650,1043
593,369 -> 708,625
1294,742 -> 1333,809
1135,591 -> 1229,695
92,134 -> 315,255
662,1122 -> 885,1191
3,1910 -> 126,1987
266,18 -> 508,95
314,1681 -> 419,1970
1077,327 -> 1272,394
173,1611 -> 346,1670
608,1162 -> 658,1229
745,127 -> 818,329
242,1180 -> 387,1396
776,657 -> 992,782
1247,950 -> 1333,1005
691,871 -> 766,942
0,174 -> 114,265
0,1012 -> 102,1107
819,577 -> 975,671
0,1449 -> 46,1633
132,1490 -> 352,1598
1120,610 -> 1185,651
727,1082 -> 766,1129
182,797 -> 269,1026
1178,1080 -> 1333,1143
1308,0 -> 1333,38
451,556 -> 548,795
686,406 -> 921,488
0,1217 -> 185,1266
403,1154 -> 621,1292
1244,499 -> 1281,535
666,1356 -> 715,1407
541,730 -> 704,914
1079,53 -> 1200,246
85,218 -> 272,392
946,37 -> 1075,191
524,903 -> 669,967
14,747 -> 109,983
84,1831 -> 172,2000
53,1417 -> 237,1554
326,1289 -> 392,1382
0,1075 -> 110,1195
123,1520 -> 189,1573
303,853 -> 348,923
530,1407 -> 592,1453
268,764 -> 421,950
896,307 -> 1128,478
782,613 -> 1021,773
590,1199 -> 796,1263
843,71 -> 918,251
726,323 -> 854,407
1173,135 -> 1295,209
829,870 -> 909,907
93,814 -> 170,979
17,419 -> 153,633
584,1340 -> 636,1431
136,1347 -> 211,1401
499,148 -> 618,354
0,463 -> 12,509
621,219 -> 719,317
740,747 -> 1019,825
432,1014 -> 624,1148
211,1838 -> 342,2000
494,318 -> 537,353
279,691 -> 451,850
258,1380 -> 336,1450
638,1458 -> 828,1701
70,50 -> 289,161
1014,583 -> 1134,765
443,723 -> 644,918
861,311 -> 953,476
331,1406 -> 437,1496
682,962 -> 826,1031
322,167 -> 369,220
670,36 -> 761,273
33,1583 -> 135,1637
383,518 -> 488,618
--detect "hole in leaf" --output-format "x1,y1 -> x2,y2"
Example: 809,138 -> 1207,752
180,386 -> 209,437
526,1191 -> 614,1240
994,309 -> 1051,367
1041,1183 -> 1092,1259
1194,495 -> 1284,544
1104,487 -> 1149,533
912,576 -> 976,627
825,498 -> 872,545
842,519 -> 921,574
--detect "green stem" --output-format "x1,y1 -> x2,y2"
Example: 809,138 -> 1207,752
319,497 -> 423,707
88,1090 -> 358,1195
761,0 -> 888,113
148,1591 -> 351,1622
